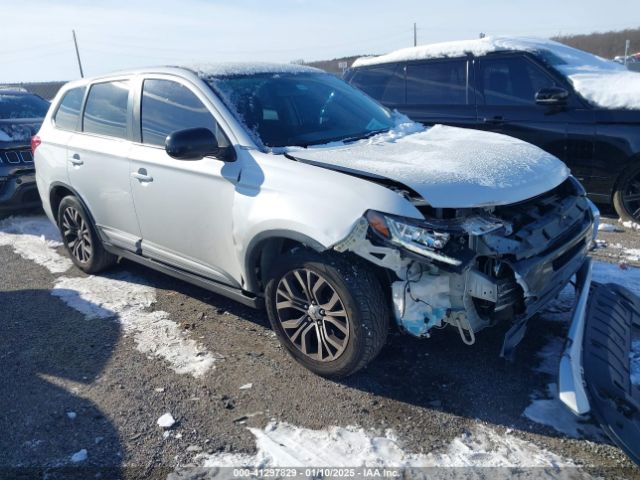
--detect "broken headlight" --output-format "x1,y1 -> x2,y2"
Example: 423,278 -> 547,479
366,210 -> 461,266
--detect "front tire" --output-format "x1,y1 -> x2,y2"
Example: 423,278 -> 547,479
57,196 -> 116,274
265,249 -> 389,378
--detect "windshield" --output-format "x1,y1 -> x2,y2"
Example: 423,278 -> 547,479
0,93 -> 50,120
207,72 -> 394,148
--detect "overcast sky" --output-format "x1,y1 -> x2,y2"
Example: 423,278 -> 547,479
1,0 -> 638,83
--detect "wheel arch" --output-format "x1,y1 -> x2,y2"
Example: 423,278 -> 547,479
49,182 -> 97,228
243,230 -> 326,294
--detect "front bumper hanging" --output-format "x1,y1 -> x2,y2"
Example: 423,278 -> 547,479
559,258 -> 640,466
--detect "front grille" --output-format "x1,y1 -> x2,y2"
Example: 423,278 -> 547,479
0,148 -> 33,165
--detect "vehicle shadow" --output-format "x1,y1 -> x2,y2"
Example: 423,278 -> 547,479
0,288 -> 122,479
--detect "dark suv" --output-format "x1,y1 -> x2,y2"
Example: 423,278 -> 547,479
0,89 -> 49,211
345,37 -> 640,221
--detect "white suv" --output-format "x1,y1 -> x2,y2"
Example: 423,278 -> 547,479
34,63 -> 597,388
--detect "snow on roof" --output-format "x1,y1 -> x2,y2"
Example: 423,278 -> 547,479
352,36 -> 640,110
191,62 -> 322,78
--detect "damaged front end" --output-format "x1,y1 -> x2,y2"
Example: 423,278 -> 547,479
335,176 -> 598,357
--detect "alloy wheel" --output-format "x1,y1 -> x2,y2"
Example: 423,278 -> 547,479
61,206 -> 93,263
622,173 -> 640,221
275,268 -> 350,362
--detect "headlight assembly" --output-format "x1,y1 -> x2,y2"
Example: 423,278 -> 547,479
365,210 -> 461,266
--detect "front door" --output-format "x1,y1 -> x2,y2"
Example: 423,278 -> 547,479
128,77 -> 241,287
476,53 -> 595,184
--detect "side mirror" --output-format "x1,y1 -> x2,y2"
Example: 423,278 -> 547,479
535,87 -> 569,106
165,128 -> 234,161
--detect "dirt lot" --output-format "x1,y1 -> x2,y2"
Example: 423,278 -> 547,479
0,207 -> 639,479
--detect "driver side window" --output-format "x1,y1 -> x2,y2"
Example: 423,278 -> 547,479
140,79 -> 229,148
480,56 -> 556,106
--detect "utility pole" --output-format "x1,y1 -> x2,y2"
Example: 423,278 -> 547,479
413,23 -> 417,47
72,30 -> 84,78
624,39 -> 630,66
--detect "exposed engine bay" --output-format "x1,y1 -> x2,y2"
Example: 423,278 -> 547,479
334,176 -> 598,357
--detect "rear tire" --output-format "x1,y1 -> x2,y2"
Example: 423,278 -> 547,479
613,165 -> 640,223
57,196 -> 116,274
265,249 -> 389,378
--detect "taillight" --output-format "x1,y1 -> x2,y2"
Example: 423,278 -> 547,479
31,135 -> 41,155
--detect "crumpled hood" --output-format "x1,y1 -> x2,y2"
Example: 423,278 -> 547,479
0,119 -> 42,147
288,125 -> 570,209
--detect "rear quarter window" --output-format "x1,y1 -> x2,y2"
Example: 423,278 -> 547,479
83,80 -> 130,139
349,65 -> 405,104
53,87 -> 85,131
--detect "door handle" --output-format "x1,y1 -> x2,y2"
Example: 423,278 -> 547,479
131,169 -> 153,183
69,153 -> 83,166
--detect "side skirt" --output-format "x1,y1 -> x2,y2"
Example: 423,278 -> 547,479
103,243 -> 264,309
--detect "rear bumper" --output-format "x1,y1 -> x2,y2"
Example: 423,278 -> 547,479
0,170 -> 41,211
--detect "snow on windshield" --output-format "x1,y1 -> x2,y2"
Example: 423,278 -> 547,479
353,36 -> 640,110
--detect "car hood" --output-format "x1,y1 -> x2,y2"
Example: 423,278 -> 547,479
287,124 -> 570,208
0,118 -> 42,149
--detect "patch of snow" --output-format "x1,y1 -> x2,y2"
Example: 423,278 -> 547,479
70,449 -> 88,463
620,219 -> 640,230
158,413 -> 176,429
195,421 -> 571,469
0,122 -> 38,143
194,62 -> 321,78
631,340 -> 640,386
66,411 -> 77,420
353,36 -> 640,110
621,248 -> 640,263
524,384 -> 603,440
53,274 -> 215,378
239,383 -> 253,390
593,260 -> 640,293
598,223 -> 623,232
287,123 -> 568,209
0,216 -> 73,273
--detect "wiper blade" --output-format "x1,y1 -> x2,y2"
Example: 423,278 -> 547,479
294,129 -> 390,148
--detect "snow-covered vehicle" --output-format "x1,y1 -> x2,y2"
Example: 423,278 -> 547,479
0,89 -> 49,211
346,36 -> 640,223
33,64 -> 637,464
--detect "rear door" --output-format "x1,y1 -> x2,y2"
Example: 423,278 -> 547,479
67,79 -> 141,251
401,57 -> 478,129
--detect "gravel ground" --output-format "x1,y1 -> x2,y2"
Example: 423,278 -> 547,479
1,206 -> 639,480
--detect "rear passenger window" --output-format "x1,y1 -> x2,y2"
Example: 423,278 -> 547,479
54,87 -> 85,131
83,80 -> 129,139
349,65 -> 405,104
480,56 -> 556,106
406,59 -> 468,105
141,79 -> 228,148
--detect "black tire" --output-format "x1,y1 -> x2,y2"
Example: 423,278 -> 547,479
57,196 -> 116,274
265,249 -> 389,378
613,165 -> 640,223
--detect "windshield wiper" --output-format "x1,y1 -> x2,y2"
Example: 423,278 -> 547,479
294,128 -> 390,148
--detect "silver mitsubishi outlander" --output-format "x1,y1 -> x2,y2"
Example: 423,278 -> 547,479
34,63 -> 603,420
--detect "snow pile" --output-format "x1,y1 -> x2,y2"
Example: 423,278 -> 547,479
290,123 -> 568,209
598,223 -> 623,233
194,62 -> 321,78
0,216 -> 73,273
353,36 -> 640,110
620,219 -> 640,231
157,413 -> 176,429
195,421 -> 571,469
53,274 -> 215,378
70,449 -> 88,463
